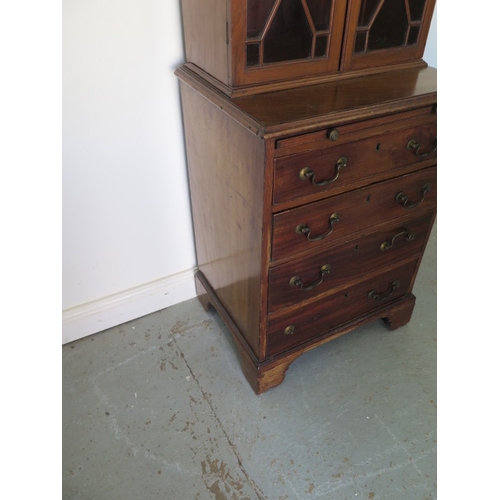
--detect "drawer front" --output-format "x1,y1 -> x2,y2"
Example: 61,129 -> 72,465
275,106 -> 436,152
271,166 -> 436,262
273,120 -> 437,205
268,213 -> 434,312
266,260 -> 418,357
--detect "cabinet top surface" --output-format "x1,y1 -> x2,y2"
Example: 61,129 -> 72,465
177,64 -> 436,137
234,66 -> 436,125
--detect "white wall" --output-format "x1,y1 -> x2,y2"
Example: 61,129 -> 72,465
62,0 -> 196,343
62,1 -> 437,344
423,5 -> 437,68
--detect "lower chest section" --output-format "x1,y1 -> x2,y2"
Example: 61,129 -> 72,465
182,77 -> 437,392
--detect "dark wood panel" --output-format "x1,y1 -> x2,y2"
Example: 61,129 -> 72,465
180,82 -> 266,356
271,166 -> 437,262
180,0 -> 229,85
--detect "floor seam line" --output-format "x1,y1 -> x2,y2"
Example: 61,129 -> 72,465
172,336 -> 267,500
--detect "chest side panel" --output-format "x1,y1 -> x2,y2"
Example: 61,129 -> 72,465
180,82 -> 266,356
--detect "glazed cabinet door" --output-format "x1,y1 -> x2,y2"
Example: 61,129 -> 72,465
341,0 -> 436,71
231,0 -> 348,87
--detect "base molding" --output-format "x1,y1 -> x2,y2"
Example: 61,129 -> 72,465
62,268 -> 197,344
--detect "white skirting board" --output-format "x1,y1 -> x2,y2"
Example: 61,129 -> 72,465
62,268 -> 197,344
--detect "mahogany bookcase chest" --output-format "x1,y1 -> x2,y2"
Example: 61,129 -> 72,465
176,0 -> 437,393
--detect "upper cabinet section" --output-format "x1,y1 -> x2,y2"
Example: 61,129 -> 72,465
180,0 -> 436,94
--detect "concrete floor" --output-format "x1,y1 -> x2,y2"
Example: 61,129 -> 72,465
62,226 -> 436,500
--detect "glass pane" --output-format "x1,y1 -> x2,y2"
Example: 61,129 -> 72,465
367,0 -> 407,50
314,35 -> 328,57
263,0 -> 313,64
408,25 -> 420,45
246,43 -> 260,66
307,0 -> 333,31
357,0 -> 381,26
408,0 -> 426,21
247,0 -> 276,38
354,31 -> 366,52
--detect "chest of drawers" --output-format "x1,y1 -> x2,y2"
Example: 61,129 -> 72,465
176,64 -> 437,394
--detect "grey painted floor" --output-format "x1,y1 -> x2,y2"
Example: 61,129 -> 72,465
62,226 -> 436,500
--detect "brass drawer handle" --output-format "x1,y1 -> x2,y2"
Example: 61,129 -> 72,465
289,264 -> 331,291
380,230 -> 416,251
407,137 -> 437,158
284,325 -> 295,335
368,280 -> 400,301
299,157 -> 348,187
295,213 -> 340,242
395,183 -> 430,209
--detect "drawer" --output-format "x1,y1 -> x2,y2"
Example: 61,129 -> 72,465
266,259 -> 419,357
268,213 -> 434,312
271,166 -> 436,262
273,119 -> 436,206
275,106 -> 436,152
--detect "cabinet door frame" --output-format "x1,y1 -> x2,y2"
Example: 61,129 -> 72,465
341,0 -> 436,71
230,0 -> 348,88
